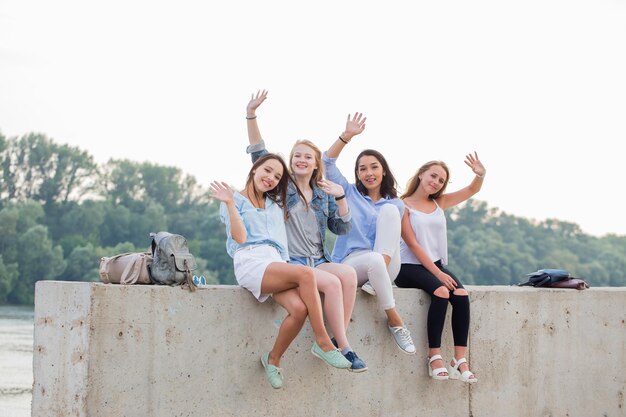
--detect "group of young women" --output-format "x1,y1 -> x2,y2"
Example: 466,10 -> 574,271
209,90 -> 486,389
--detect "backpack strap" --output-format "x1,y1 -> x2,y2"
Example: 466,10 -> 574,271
99,256 -> 113,284
120,254 -> 142,285
184,258 -> 196,292
150,231 -> 170,256
100,252 -> 134,284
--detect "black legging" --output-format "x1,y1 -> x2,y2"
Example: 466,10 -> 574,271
395,261 -> 470,348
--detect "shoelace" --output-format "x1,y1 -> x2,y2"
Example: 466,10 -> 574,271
393,327 -> 413,343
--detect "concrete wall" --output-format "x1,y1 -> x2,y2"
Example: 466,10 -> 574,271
32,281 -> 626,417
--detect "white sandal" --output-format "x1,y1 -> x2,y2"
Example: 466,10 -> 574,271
428,354 -> 449,380
449,357 -> 478,383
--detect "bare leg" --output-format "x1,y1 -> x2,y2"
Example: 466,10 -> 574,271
314,268 -> 349,350
261,262 -> 334,351
317,262 -> 357,332
268,289 -> 307,367
385,307 -> 404,328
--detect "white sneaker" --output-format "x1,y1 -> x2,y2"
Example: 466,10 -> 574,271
361,281 -> 376,296
388,325 -> 416,355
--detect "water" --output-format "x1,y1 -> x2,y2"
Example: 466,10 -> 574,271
0,305 -> 33,417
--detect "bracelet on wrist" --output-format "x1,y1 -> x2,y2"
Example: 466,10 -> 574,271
335,194 -> 346,201
338,135 -> 349,144
246,115 -> 257,120
476,172 -> 485,178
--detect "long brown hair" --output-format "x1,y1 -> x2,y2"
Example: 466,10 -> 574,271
245,153 -> 305,218
401,160 -> 450,200
354,149 -> 398,199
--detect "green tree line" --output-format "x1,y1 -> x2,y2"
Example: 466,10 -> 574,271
1,132 -> 624,305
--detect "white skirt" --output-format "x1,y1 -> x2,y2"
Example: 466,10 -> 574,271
233,244 -> 285,302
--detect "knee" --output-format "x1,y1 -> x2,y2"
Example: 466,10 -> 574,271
434,286 -> 450,299
291,300 -> 308,322
453,288 -> 468,297
299,267 -> 316,284
370,252 -> 386,269
323,277 -> 342,295
379,204 -> 400,221
340,268 -> 357,289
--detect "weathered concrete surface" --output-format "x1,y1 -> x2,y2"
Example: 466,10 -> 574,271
32,282 -> 626,417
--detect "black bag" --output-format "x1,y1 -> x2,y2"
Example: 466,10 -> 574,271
518,268 -> 589,290
149,231 -> 198,291
518,269 -> 571,287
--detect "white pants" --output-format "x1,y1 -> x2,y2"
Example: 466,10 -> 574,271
342,204 -> 401,310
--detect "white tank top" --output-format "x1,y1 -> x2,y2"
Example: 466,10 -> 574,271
399,200 -> 448,265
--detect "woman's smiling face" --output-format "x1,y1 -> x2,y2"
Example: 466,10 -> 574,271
291,144 -> 317,179
253,159 -> 284,193
357,154 -> 385,193
419,164 -> 447,195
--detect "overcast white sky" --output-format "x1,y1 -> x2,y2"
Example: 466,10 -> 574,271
1,0 -> 625,237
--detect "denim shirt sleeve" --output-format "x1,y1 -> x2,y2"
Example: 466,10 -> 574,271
246,140 -> 269,163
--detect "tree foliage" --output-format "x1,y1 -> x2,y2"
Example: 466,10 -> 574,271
0,131 -> 624,305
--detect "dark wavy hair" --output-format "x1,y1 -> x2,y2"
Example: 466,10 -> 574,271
354,149 -> 398,199
245,153 -> 305,218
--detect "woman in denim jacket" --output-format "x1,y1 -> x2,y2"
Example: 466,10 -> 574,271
244,90 -> 367,372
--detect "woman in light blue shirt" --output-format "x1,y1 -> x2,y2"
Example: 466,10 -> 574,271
211,153 -> 351,389
322,113 -> 416,356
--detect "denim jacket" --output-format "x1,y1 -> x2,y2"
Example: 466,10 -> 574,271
247,141 -> 352,262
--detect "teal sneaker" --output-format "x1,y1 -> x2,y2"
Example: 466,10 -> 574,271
260,352 -> 283,389
311,342 -> 351,369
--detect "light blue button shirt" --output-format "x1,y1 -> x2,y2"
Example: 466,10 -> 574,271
219,192 -> 289,261
322,152 -> 404,263
247,140 -> 352,262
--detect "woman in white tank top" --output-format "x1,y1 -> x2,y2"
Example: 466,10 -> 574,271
395,153 -> 486,383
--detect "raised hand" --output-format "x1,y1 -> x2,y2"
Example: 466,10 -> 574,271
343,112 -> 367,140
317,179 -> 345,198
209,181 -> 235,203
464,152 -> 486,178
247,89 -> 268,115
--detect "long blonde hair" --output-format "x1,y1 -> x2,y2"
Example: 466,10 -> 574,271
289,139 -> 324,188
401,160 -> 450,200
